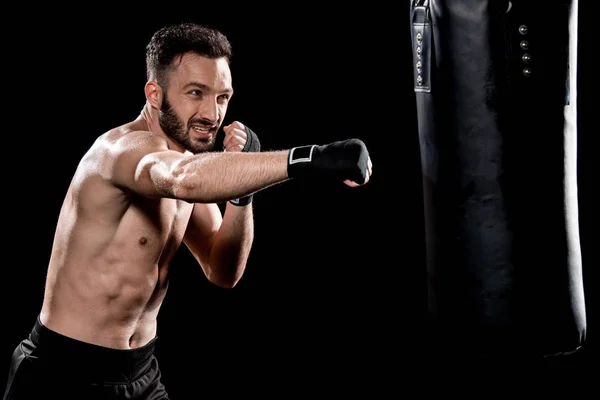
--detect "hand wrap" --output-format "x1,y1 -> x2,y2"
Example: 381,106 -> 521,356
229,125 -> 261,206
287,138 -> 369,184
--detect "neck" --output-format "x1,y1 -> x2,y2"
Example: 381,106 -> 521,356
137,101 -> 186,153
138,101 -> 161,133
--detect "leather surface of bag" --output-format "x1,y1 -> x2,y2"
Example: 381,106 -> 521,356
410,0 -> 586,359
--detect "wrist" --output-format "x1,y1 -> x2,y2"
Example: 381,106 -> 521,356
287,144 -> 318,179
229,194 -> 253,206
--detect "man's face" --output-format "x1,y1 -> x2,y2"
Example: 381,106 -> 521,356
158,53 -> 233,153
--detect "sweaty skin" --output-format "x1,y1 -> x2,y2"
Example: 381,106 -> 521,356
39,53 -> 371,350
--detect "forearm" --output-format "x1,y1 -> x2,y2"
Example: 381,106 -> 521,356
172,151 -> 289,203
206,205 -> 254,287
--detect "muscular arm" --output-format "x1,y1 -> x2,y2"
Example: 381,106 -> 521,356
110,131 -> 370,288
111,131 -> 284,287
112,131 -> 290,202
183,202 -> 253,288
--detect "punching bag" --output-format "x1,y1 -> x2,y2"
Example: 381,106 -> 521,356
410,0 -> 586,360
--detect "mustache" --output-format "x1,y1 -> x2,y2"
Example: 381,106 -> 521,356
189,118 -> 217,128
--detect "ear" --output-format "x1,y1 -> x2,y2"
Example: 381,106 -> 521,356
145,81 -> 162,110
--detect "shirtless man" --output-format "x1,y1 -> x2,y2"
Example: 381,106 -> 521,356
3,22 -> 372,400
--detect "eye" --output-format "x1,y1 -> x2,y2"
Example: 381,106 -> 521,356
188,90 -> 202,96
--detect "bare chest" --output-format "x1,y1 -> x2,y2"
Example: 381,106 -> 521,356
124,197 -> 194,260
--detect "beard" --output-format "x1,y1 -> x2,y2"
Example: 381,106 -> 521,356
158,96 -> 217,154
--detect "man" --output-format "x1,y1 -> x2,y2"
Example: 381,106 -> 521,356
3,22 -> 372,400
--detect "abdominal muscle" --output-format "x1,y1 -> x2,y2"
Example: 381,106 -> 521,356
40,191 -> 191,350
40,258 -> 168,350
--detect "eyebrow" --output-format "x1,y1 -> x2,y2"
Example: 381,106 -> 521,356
184,81 -> 233,96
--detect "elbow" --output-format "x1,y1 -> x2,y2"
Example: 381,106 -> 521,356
172,180 -> 194,202
212,279 -> 240,290
206,264 -> 245,289
209,276 -> 242,289
136,157 -> 198,200
170,164 -> 201,202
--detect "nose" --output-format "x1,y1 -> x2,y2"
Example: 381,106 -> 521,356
198,98 -> 219,124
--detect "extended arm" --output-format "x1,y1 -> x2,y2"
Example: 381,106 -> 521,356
111,129 -> 372,287
148,150 -> 289,202
111,131 -> 290,203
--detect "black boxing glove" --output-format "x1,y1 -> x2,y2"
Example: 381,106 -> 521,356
229,125 -> 261,206
287,138 -> 369,184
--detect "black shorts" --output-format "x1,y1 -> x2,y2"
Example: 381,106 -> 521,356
3,316 -> 169,400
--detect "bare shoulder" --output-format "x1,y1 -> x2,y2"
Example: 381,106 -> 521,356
67,124 -> 170,217
81,122 -> 166,167
72,121 -> 168,188
97,121 -> 169,155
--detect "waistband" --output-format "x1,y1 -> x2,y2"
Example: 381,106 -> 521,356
30,316 -> 158,382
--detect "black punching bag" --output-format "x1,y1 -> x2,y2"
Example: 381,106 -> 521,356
410,0 -> 586,360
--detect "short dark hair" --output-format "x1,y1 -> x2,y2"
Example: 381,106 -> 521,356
145,22 -> 232,86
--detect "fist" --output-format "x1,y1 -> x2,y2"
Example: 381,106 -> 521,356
345,154 -> 373,187
222,121 -> 248,152
287,138 -> 373,187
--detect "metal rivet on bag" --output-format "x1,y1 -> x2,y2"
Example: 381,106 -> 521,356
523,67 -> 531,77
520,40 -> 529,50
519,25 -> 528,35
417,75 -> 423,85
416,60 -> 422,73
416,32 -> 422,41
522,53 -> 531,63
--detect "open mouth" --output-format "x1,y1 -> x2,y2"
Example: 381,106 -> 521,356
190,125 -> 215,139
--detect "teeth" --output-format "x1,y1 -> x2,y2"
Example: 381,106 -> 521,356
192,126 -> 210,133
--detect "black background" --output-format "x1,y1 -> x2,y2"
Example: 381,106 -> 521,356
2,2 -> 597,396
